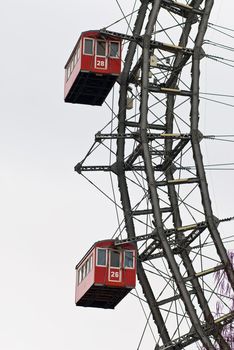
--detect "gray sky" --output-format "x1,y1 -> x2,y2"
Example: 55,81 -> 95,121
1,1 -> 234,349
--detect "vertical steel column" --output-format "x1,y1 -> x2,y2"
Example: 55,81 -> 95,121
116,1 -> 173,347
163,1 -> 230,347
139,1 -> 214,348
190,0 -> 234,291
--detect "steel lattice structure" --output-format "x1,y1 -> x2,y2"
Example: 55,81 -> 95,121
74,0 -> 234,349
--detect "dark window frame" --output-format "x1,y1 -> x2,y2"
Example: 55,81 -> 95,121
83,38 -> 94,55
75,41 -> 81,64
110,250 -> 121,268
96,248 -> 107,266
96,40 -> 106,57
77,268 -> 82,285
109,41 -> 120,58
124,250 -> 134,269
66,65 -> 71,81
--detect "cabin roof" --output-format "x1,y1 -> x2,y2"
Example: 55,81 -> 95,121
64,30 -> 99,68
64,29 -> 122,68
75,239 -> 115,269
75,239 -> 136,269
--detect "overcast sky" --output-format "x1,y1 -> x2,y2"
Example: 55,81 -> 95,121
1,1 -> 234,349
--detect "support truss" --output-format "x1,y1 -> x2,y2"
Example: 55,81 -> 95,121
75,1 -> 234,348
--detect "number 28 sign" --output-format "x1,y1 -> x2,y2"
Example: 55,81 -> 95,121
95,56 -> 107,70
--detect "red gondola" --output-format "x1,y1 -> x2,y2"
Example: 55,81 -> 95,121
64,30 -> 122,106
75,240 -> 136,309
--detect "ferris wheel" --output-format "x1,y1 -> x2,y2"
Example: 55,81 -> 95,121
65,1 -> 234,349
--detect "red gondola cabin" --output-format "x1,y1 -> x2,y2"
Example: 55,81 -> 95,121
75,240 -> 136,309
64,31 -> 122,106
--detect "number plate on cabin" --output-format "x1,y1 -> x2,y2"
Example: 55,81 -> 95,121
109,268 -> 121,282
95,56 -> 107,70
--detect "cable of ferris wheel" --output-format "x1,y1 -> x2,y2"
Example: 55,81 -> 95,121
81,174 -> 123,210
190,249 -> 225,264
130,262 -> 192,322
204,135 -> 234,142
200,287 -> 234,303
200,96 -> 234,107
129,289 -> 157,348
208,22 -> 234,33
191,233 -> 234,249
153,22 -> 184,35
115,0 -> 138,37
206,137 -> 234,143
156,19 -> 175,46
211,57 -> 234,64
142,266 -> 194,319
201,235 -> 234,245
206,56 -> 234,69
192,238 -> 234,250
175,247 -> 234,314
137,312 -> 153,350
103,6 -> 184,36
204,40 -> 234,51
177,163 -> 234,171
130,288 -> 188,348
158,258 -> 195,337
137,232 -> 226,331
200,92 -> 234,98
207,25 -> 234,40
86,8 -> 234,46
104,1 -> 149,30
197,275 -> 233,328
205,54 -> 234,65
142,265 -> 206,324
206,135 -> 234,138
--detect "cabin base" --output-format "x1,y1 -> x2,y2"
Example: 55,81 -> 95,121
65,72 -> 117,106
76,284 -> 132,309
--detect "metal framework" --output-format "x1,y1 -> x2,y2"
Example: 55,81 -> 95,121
75,0 -> 234,348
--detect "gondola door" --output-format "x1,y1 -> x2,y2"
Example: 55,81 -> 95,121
95,40 -> 107,71
108,249 -> 121,283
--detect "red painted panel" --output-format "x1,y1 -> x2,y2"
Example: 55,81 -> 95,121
75,239 -> 136,308
64,56 -> 82,100
75,250 -> 95,304
94,56 -> 107,70
64,30 -> 122,105
109,268 -> 121,282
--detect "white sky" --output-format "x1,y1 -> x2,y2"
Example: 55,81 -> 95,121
1,1 -> 234,349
